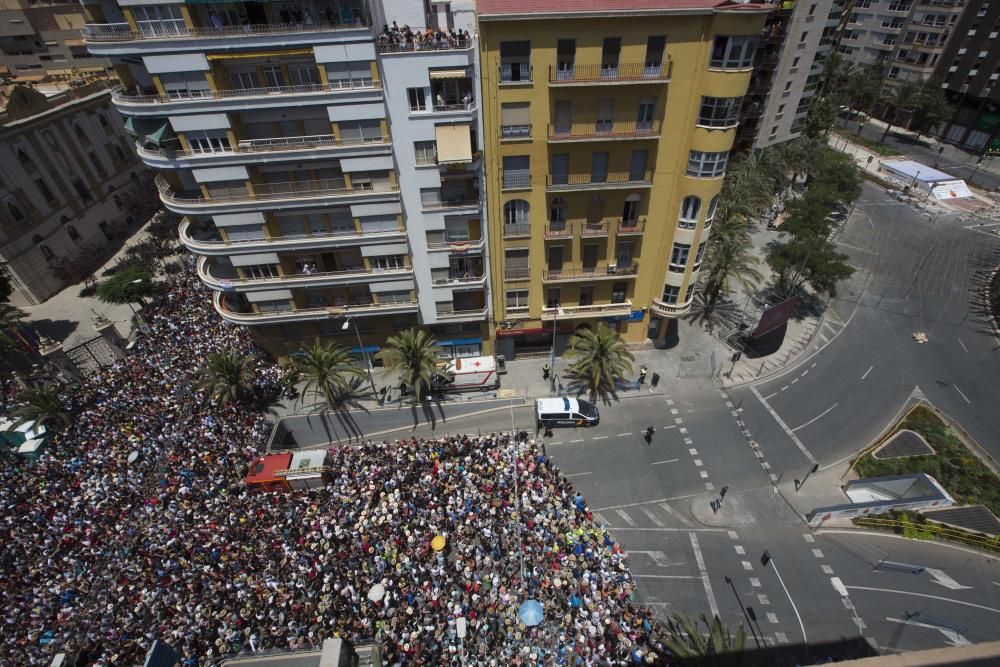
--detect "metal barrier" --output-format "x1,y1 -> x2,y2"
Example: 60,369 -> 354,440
854,516 -> 1000,554
65,336 -> 119,376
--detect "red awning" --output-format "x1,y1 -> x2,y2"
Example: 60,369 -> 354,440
496,327 -> 545,338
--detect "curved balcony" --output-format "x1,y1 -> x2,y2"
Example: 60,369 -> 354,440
113,80 -> 381,116
214,292 -> 417,326
197,256 -> 412,292
156,175 -> 398,215
138,134 -> 391,168
83,20 -> 371,56
651,297 -> 693,318
179,218 -> 405,256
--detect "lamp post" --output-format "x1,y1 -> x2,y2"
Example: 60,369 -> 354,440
343,317 -> 378,397
548,306 -> 565,393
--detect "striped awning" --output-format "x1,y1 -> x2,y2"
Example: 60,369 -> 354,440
429,68 -> 468,80
206,48 -> 313,60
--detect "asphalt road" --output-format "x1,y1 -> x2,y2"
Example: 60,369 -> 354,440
730,183 -> 1000,472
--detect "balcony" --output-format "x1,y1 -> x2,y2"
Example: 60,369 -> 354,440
432,273 -> 487,287
544,223 -> 572,239
502,223 -> 532,238
616,218 -> 646,235
541,300 -> 632,320
198,256 -> 412,292
501,125 -> 532,141
426,237 -> 485,252
548,62 -> 671,85
213,293 -> 417,326
178,218 -> 405,256
504,305 -> 530,320
546,171 -> 652,192
138,134 -> 391,167
548,120 -> 660,143
376,38 -> 471,54
420,196 -> 481,213
580,222 -> 608,237
542,262 -> 638,282
436,306 -> 489,320
505,268 -> 531,281
499,64 -> 533,86
651,296 -> 692,318
157,175 -> 398,215
113,80 -> 380,115
84,18 -> 368,43
502,170 -> 532,191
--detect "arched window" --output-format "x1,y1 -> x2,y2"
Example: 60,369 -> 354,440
706,195 -> 720,224
67,225 -> 81,241
622,194 -> 641,224
504,199 -> 529,226
8,201 -> 25,222
32,234 -> 43,245
549,197 -> 566,224
39,244 -> 53,260
680,196 -> 701,221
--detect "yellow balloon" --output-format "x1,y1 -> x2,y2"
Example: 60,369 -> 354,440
431,535 -> 446,551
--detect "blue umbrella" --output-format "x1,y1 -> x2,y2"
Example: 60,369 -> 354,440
518,599 -> 544,627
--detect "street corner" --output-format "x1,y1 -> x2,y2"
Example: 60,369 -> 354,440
686,490 -> 758,529
778,465 -> 855,519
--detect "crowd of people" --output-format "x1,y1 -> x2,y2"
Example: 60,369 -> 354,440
377,21 -> 471,51
0,269 -> 673,666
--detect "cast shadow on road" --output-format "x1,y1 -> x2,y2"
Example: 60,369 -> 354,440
676,637 -> 877,667
409,398 -> 445,431
27,318 -> 78,344
967,245 -> 1000,350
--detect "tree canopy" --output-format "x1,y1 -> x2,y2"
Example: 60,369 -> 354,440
96,265 -> 157,306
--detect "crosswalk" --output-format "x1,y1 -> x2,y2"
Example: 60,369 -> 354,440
591,500 -> 695,531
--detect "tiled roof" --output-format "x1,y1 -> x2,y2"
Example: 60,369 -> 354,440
477,0 -> 771,17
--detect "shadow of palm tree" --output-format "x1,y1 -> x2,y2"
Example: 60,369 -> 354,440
561,369 -> 622,406
682,288 -> 740,332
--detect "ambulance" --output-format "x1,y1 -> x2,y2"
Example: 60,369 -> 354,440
434,355 -> 500,391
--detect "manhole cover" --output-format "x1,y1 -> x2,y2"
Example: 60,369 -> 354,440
873,429 -> 934,459
680,355 -> 696,362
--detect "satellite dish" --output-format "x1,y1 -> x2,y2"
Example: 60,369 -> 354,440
127,451 -> 139,464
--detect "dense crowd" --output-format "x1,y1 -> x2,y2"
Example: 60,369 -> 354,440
1,271 -> 671,666
377,20 -> 471,51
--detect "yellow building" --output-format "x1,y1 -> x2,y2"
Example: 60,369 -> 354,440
479,0 -> 770,357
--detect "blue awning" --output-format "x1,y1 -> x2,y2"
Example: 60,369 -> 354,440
351,345 -> 380,354
434,337 -> 482,347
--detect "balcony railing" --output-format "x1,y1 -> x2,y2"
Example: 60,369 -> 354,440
501,125 -> 532,140
544,223 -> 572,239
436,306 -> 489,320
376,38 -> 471,53
548,120 -> 660,142
157,174 -> 397,207
651,297 -> 692,318
113,80 -> 380,105
502,223 -> 531,238
546,171 -> 652,191
616,218 -> 646,235
502,170 -> 531,191
541,300 -> 632,320
499,64 -> 532,85
421,196 -> 480,211
505,305 -> 530,319
504,268 -> 530,281
432,101 -> 476,113
201,257 -> 411,289
140,134 -> 390,160
426,237 -> 485,251
543,262 -> 638,281
432,273 -> 486,286
178,218 -> 403,254
548,62 -> 671,84
214,293 -> 416,325
83,19 -> 368,43
580,222 -> 608,237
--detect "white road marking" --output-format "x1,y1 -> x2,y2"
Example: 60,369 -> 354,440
750,577 -> 761,587
617,433 -> 632,437
606,527 -> 725,532
751,386 -> 818,464
953,385 -> 972,404
791,378 -> 799,385
633,574 -> 703,579
769,558 -> 808,647
758,594 -> 770,605
767,612 -> 779,624
958,338 -> 969,353
690,533 -> 720,619
705,482 -> 715,490
803,533 -> 815,543
812,549 -> 824,559
725,401 -> 734,408
630,550 -> 673,567
775,632 -> 788,643
667,399 -> 675,406
689,448 -> 698,455
670,408 -> 680,414
679,427 -> 688,434
593,494 -> 702,512
780,385 -> 789,391
926,568 -> 972,591
801,369 -> 809,376
662,425 -> 678,430
821,564 -> 834,574
846,587 -> 1000,614
886,617 -> 970,647
639,506 -> 665,527
735,545 -> 746,555
566,472 -> 592,477
592,512 -> 610,525
862,365 -> 874,380
569,439 -> 584,443
693,459 -> 703,466
674,417 -> 684,424
615,509 -> 637,526
727,530 -> 738,540
769,473 -> 778,482
791,403 -> 839,432
683,437 -> 693,444
700,471 -> 709,478
652,458 -> 679,465
658,502 -> 692,526
764,392 -> 778,399
820,334 -> 830,344
591,435 -> 608,440
742,561 -> 753,571
762,461 -> 771,470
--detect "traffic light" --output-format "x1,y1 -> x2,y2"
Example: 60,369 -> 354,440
760,550 -> 771,567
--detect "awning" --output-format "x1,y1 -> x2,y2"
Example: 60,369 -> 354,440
63,38 -> 86,47
351,345 -> 380,354
47,68 -> 74,76
14,74 -> 46,82
435,124 -> 472,164
430,68 -> 468,80
124,117 -> 168,140
435,337 -> 482,347
146,121 -> 174,147
0,65 -> 9,75
80,66 -> 107,73
206,49 -> 313,60
231,252 -> 279,266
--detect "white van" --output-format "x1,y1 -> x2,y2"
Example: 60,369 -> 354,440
434,355 -> 500,391
536,397 -> 600,428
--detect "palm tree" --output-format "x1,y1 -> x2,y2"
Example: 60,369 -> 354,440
195,349 -> 256,405
376,328 -> 445,402
659,612 -> 753,666
10,383 -> 70,431
562,323 -> 634,401
701,235 -> 763,319
0,302 -> 26,350
715,154 -> 775,229
294,339 -> 364,410
879,80 -> 921,143
789,135 -> 827,184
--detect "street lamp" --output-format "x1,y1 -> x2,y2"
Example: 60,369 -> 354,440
343,317 -> 378,397
549,306 -> 565,394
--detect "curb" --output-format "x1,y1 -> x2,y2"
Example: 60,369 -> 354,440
985,265 -> 1000,343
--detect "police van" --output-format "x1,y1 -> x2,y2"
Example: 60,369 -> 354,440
535,397 -> 600,428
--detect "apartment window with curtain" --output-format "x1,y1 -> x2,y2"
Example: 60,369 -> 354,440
709,35 -> 757,68
698,97 -> 742,127
661,285 -> 680,304
686,151 -> 729,178
601,37 -> 621,76
556,39 -> 576,80
669,243 -> 690,270
414,140 -> 437,165
501,102 -> 531,138
679,196 -> 700,228
645,35 -> 666,75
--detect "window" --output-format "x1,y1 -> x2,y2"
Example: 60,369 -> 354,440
505,248 -> 529,279
698,97 -> 742,127
339,119 -> 382,143
506,289 -> 529,308
596,98 -> 614,132
693,241 -> 707,268
40,244 -> 54,261
414,140 -> 437,165
556,39 -> 576,80
679,196 -> 701,228
686,151 -> 729,178
661,285 -> 680,304
629,150 -> 648,181
71,178 -> 92,202
407,87 -> 427,111
799,31 -> 809,44
551,153 -> 569,185
549,197 -> 567,224
371,254 -> 406,271
622,194 -> 641,224
546,288 -> 561,309
501,102 -> 531,138
73,122 -> 85,139
132,4 -> 185,37
256,300 -> 292,313
706,195 -> 720,224
504,199 -> 530,226
35,178 -> 54,203
97,113 -> 109,128
776,104 -> 786,120
601,37 -> 621,75
500,41 -> 532,83
591,151 -> 609,183
685,283 -> 695,303
16,148 -> 31,165
809,3 -> 817,15
645,35 -> 667,74
8,200 -> 25,221
114,145 -> 127,161
784,81 -> 793,92
67,225 -> 81,241
710,35 -> 757,68
88,151 -> 105,173
792,56 -> 800,70
670,243 -> 691,270
242,264 -> 279,279
611,282 -> 627,304
503,156 -> 530,189
289,65 -> 320,86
